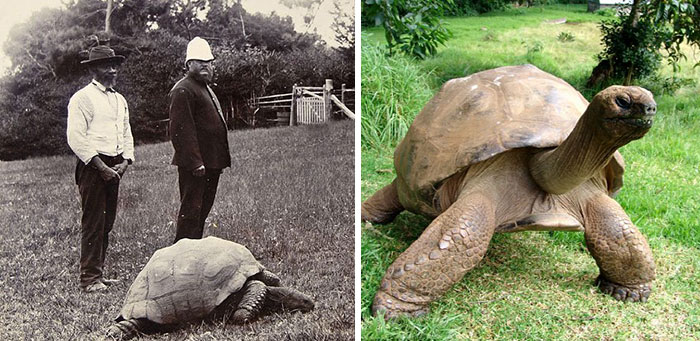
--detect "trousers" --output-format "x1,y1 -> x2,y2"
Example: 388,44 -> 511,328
75,154 -> 123,288
175,167 -> 221,242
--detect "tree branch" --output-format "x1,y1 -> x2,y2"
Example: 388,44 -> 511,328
23,48 -> 57,79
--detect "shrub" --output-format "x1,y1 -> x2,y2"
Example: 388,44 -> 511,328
598,16 -> 663,82
363,0 -> 454,59
557,31 -> 575,42
448,0 -> 509,16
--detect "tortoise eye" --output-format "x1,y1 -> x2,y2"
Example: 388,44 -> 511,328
615,96 -> 631,109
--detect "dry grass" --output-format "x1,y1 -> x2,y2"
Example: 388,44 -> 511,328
0,120 -> 354,340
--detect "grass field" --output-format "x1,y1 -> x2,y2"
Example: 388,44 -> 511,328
0,120 -> 354,340
361,5 -> 700,340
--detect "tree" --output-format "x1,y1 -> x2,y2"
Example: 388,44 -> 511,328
587,0 -> 600,12
590,0 -> 700,86
330,0 -> 354,61
279,0 -> 327,34
364,0 -> 454,59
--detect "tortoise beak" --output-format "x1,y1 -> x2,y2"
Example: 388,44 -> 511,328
605,100 -> 656,130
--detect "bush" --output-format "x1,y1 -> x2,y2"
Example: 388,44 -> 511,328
118,31 -> 188,142
363,0 -> 453,59
448,0 -> 509,16
598,16 -> 663,82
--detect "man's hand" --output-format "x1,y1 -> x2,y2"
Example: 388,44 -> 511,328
99,166 -> 120,183
89,157 -> 120,183
112,160 -> 129,176
192,165 -> 205,177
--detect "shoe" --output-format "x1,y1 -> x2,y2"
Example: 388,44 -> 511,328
101,278 -> 120,286
83,282 -> 108,293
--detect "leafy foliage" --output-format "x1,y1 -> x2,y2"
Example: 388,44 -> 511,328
557,31 -> 575,42
596,0 -> 700,84
597,14 -> 663,82
363,0 -> 454,59
448,0 -> 510,16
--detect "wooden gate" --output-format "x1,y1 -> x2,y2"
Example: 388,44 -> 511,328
297,95 -> 326,124
247,79 -> 354,127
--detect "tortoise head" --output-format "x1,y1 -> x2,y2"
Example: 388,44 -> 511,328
265,286 -> 315,313
588,85 -> 656,144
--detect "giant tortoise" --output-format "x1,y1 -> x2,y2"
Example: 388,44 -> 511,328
362,64 -> 657,319
105,237 -> 314,339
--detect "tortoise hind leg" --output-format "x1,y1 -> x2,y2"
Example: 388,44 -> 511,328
583,194 -> 656,302
362,179 -> 404,224
372,192 -> 496,319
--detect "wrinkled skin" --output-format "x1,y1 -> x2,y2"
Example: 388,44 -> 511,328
363,73 -> 657,319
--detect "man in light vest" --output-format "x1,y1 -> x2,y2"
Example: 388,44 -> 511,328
67,45 -> 134,292
169,37 -> 231,242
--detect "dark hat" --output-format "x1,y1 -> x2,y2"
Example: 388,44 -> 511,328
81,45 -> 125,65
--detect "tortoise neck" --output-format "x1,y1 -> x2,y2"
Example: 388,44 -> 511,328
529,108 -> 620,195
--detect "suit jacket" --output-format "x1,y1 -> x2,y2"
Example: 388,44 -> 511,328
169,75 -> 231,170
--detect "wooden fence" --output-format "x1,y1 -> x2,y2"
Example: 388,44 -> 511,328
248,79 -> 355,126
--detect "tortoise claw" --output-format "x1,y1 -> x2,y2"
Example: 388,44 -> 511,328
372,290 -> 429,320
595,275 -> 651,303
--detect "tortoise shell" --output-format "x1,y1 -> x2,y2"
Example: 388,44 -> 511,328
394,64 -> 624,215
119,237 -> 265,324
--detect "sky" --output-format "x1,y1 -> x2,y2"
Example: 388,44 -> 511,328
0,0 -> 354,73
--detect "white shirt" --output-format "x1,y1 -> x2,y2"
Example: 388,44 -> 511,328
67,80 -> 135,164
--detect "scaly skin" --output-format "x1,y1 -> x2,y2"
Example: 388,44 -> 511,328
584,194 -> 655,301
372,192 -> 495,318
232,280 -> 268,324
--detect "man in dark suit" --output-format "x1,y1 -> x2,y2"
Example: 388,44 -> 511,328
169,37 -> 231,242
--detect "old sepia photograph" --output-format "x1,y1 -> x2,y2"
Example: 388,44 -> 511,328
0,0 -> 355,339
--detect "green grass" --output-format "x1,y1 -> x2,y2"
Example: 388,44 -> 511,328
0,121 -> 354,340
361,4 -> 700,340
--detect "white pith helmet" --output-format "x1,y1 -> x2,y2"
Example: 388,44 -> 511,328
185,37 -> 214,63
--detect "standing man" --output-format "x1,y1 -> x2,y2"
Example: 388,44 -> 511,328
169,37 -> 231,243
67,45 -> 134,293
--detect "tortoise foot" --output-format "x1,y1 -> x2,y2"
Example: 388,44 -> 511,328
105,318 -> 148,340
232,308 -> 254,325
372,291 -> 429,320
595,276 -> 651,302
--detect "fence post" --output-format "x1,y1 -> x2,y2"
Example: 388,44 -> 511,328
341,83 -> 346,105
324,79 -> 333,121
290,84 -> 298,126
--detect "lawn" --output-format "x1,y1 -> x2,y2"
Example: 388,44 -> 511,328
361,4 -> 700,340
0,120 -> 354,340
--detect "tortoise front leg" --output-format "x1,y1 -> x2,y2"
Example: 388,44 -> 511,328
231,280 -> 267,324
584,194 -> 656,302
372,192 -> 495,319
105,318 -> 154,340
362,179 -> 404,224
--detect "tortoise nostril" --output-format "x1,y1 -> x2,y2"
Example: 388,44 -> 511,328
645,104 -> 656,115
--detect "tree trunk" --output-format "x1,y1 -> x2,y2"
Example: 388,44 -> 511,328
587,0 -> 600,13
627,0 -> 642,28
105,0 -> 113,34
